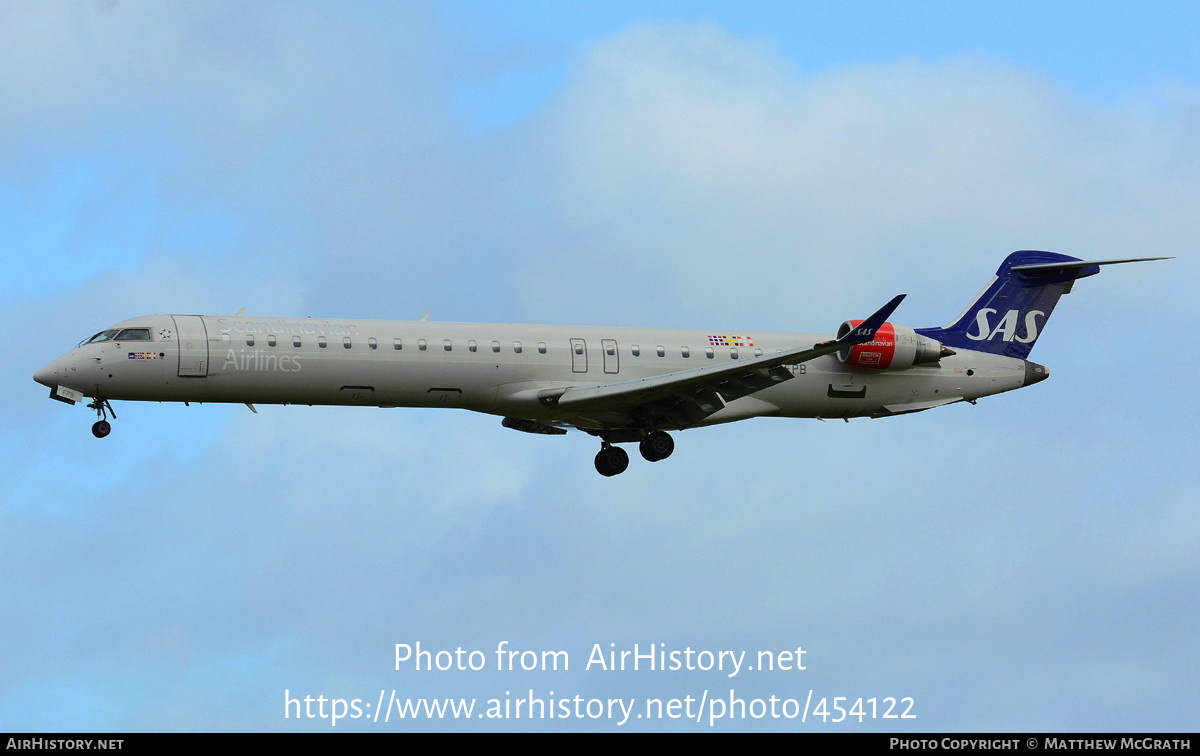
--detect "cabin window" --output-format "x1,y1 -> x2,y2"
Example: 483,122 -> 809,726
267,334 -> 277,347
418,339 -> 427,351
631,345 -> 640,357
468,340 -> 477,353
343,337 -> 352,349
245,335 -> 255,347
705,347 -> 714,359
115,328 -> 151,341
221,334 -> 231,347
443,339 -> 452,351
754,348 -> 763,357
538,342 -> 547,354
393,338 -> 402,350
656,345 -> 665,357
574,343 -> 584,356
730,348 -> 739,359
318,336 -> 327,348
513,341 -> 523,354
681,346 -> 690,358
606,344 -> 616,356
368,337 -> 378,350
492,341 -> 501,353
293,336 -> 302,347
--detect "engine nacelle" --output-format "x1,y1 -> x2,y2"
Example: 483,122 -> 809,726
836,321 -> 952,370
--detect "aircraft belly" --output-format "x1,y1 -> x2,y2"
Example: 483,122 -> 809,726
761,352 -> 1029,419
694,396 -> 782,426
762,361 -> 951,419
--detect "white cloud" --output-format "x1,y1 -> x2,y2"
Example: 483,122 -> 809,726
503,22 -> 1196,332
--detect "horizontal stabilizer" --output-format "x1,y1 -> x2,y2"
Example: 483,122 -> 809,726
1011,256 -> 1171,274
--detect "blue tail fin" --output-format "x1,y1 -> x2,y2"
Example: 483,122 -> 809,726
915,250 -> 1099,359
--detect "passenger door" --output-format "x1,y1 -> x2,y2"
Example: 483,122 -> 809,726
172,315 -> 209,377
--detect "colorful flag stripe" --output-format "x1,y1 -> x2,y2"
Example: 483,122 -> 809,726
706,335 -> 755,347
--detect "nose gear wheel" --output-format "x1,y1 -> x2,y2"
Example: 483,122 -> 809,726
86,398 -> 117,439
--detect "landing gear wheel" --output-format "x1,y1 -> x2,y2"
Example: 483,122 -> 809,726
594,445 -> 630,477
87,398 -> 117,438
639,430 -> 674,462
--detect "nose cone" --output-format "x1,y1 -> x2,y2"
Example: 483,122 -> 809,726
33,359 -> 58,388
1024,360 -> 1050,386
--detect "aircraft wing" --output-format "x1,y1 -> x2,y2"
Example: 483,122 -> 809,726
537,295 -> 905,428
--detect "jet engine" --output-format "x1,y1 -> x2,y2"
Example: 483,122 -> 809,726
836,320 -> 953,370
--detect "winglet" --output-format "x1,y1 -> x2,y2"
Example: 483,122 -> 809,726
834,294 -> 906,346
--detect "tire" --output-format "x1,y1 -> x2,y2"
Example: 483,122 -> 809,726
639,431 -> 674,462
594,446 -> 630,476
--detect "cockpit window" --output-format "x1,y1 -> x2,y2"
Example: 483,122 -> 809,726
84,330 -> 120,345
114,328 -> 151,341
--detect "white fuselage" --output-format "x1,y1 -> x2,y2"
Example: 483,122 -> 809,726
37,313 -> 1035,431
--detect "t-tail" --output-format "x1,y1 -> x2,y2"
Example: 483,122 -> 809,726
915,250 -> 1169,359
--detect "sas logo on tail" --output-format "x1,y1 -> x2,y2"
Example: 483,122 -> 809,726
966,309 -> 1046,343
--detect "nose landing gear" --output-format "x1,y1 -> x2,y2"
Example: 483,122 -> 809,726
87,398 -> 117,439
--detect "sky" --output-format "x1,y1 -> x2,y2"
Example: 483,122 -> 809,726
2,0 -> 1197,733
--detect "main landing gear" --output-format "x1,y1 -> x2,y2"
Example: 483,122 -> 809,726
87,398 -> 116,438
594,443 -> 629,477
593,430 -> 676,476
639,430 -> 674,462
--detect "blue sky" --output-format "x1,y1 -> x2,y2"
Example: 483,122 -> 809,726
3,1 -> 1197,732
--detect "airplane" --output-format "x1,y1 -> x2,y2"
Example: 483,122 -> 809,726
33,250 -> 1166,476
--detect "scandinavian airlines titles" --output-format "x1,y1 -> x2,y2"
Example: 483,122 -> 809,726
222,349 -> 303,372
217,318 -> 361,337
